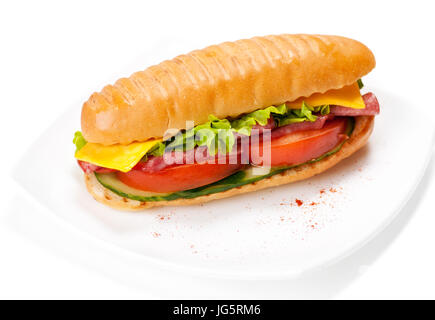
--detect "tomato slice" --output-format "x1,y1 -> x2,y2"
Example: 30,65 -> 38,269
117,162 -> 245,193
254,118 -> 349,167
116,118 -> 349,193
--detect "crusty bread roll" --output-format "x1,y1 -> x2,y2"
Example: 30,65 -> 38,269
85,116 -> 374,210
81,34 -> 375,145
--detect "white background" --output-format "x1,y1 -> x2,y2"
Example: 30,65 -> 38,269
1,0 -> 434,299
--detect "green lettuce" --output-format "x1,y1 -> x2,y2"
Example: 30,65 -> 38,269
73,131 -> 87,153
231,104 -> 287,135
275,103 -> 330,126
146,141 -> 166,157
165,115 -> 236,155
164,105 -> 290,155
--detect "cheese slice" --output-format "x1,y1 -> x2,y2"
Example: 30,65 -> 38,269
75,139 -> 162,172
286,82 -> 365,109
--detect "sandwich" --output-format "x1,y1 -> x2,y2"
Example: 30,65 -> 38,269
73,34 -> 379,210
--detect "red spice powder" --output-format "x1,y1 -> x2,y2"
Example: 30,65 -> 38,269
157,215 -> 169,221
329,187 -> 337,193
295,199 -> 303,206
320,189 -> 326,194
157,212 -> 174,221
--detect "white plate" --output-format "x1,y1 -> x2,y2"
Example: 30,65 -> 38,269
12,86 -> 434,280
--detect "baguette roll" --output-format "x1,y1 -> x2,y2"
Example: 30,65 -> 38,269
81,34 -> 375,145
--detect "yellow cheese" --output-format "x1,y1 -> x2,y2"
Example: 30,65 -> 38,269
75,139 -> 162,172
286,82 -> 365,109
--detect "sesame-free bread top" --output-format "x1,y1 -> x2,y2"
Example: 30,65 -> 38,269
81,34 -> 375,145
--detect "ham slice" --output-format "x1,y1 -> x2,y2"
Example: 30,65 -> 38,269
77,160 -> 116,174
271,115 -> 334,139
134,145 -> 243,173
330,92 -> 379,116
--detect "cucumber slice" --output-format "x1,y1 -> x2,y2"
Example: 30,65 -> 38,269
95,118 -> 354,202
95,167 -> 264,202
96,172 -> 170,200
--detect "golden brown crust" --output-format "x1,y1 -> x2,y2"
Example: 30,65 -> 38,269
81,34 -> 375,145
84,116 -> 375,210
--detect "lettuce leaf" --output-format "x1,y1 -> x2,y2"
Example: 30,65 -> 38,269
231,104 -> 287,135
164,105 -> 289,155
165,115 -> 236,155
73,131 -> 87,153
275,103 -> 329,127
147,141 -> 166,157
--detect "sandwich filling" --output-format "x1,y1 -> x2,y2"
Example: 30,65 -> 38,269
73,81 -> 380,202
